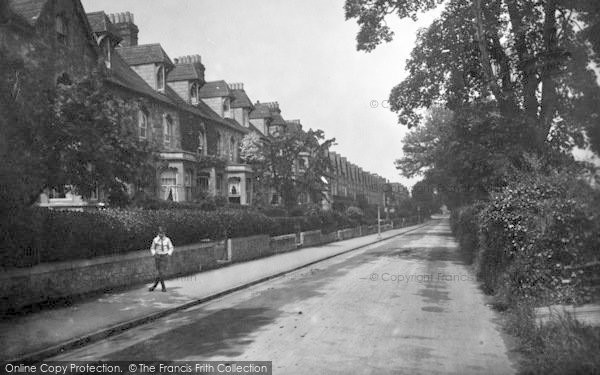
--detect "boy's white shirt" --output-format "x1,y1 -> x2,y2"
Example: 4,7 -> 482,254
151,236 -> 174,255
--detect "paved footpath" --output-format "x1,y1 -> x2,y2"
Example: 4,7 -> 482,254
0,223 -> 425,361
50,218 -> 518,374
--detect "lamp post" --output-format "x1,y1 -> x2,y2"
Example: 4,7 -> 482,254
377,204 -> 381,239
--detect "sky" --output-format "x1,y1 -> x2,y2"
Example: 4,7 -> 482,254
81,0 -> 442,189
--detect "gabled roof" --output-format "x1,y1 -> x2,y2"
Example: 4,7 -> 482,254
249,102 -> 274,119
8,0 -> 99,53
223,118 -> 250,134
117,44 -> 173,67
271,112 -> 287,126
86,11 -> 121,41
230,89 -> 253,109
107,50 -> 177,107
198,80 -> 231,98
7,0 -> 46,25
167,63 -> 204,82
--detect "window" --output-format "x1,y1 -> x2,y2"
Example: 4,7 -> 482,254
185,170 -> 193,201
56,72 -> 71,86
138,109 -> 148,139
197,129 -> 205,155
197,173 -> 210,191
215,132 -> 222,155
298,158 -> 307,171
163,114 -> 173,146
160,170 -> 177,201
190,82 -> 199,105
229,137 -> 236,162
157,65 -> 164,90
56,15 -> 68,45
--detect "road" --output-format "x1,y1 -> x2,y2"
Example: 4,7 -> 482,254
52,219 -> 518,374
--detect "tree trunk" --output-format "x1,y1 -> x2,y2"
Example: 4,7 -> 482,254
505,0 -> 539,121
472,0 -> 503,102
539,0 -> 559,147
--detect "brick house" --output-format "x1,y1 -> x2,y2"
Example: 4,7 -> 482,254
3,0 -> 255,207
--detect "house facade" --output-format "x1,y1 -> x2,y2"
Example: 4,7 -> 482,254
3,1 -> 256,207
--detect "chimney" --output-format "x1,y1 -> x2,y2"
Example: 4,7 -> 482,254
108,11 -> 139,47
229,82 -> 244,90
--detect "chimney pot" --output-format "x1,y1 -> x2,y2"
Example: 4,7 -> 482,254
174,58 -> 179,64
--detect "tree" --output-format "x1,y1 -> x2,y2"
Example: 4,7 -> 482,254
346,0 -> 600,156
396,104 -> 535,207
240,128 -> 335,208
411,179 -> 441,215
0,51 -> 156,209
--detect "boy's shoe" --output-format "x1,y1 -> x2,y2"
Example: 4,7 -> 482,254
161,287 -> 167,292
148,287 -> 155,292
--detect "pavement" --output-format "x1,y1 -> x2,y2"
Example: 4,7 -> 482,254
48,218 -> 518,374
0,222 -> 427,362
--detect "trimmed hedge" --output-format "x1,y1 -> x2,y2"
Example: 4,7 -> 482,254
451,170 -> 600,305
0,207 -> 359,268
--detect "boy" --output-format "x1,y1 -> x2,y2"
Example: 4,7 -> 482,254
149,226 -> 174,292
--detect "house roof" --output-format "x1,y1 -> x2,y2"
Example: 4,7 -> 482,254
7,0 -> 46,25
167,63 -> 204,82
86,11 -> 121,40
198,80 -> 231,98
223,118 -> 250,134
249,102 -> 274,119
107,51 -> 177,107
230,89 -> 253,109
116,44 -> 173,67
271,112 -> 287,126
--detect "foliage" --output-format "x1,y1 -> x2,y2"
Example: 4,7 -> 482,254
196,155 -> 228,170
0,206 -> 365,268
345,206 -> 365,223
449,203 -> 485,265
504,302 -> 600,375
411,179 -> 442,215
241,126 -> 335,208
346,0 -> 600,157
451,164 -> 600,305
0,51 -> 156,210
397,104 -> 542,207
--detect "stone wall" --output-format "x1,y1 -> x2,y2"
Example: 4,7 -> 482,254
300,230 -> 326,247
227,235 -> 272,262
0,241 -> 225,312
270,234 -> 298,254
1,224 -> 401,311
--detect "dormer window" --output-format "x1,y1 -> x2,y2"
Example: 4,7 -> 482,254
190,82 -> 199,105
223,99 -> 230,115
56,15 -> 68,46
157,65 -> 165,91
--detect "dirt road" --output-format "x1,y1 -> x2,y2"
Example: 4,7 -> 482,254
53,219 -> 517,374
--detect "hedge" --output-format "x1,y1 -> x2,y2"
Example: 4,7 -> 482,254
0,207 -> 359,268
451,170 -> 600,305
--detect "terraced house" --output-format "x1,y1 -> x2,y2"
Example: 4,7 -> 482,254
2,0 -> 255,207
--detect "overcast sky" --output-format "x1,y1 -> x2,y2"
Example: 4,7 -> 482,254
82,0 -> 442,188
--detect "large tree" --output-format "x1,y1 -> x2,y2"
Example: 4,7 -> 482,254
0,52 -> 156,210
240,128 -> 335,208
345,0 -> 600,155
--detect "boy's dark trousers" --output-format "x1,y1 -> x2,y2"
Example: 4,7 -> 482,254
150,254 -> 168,291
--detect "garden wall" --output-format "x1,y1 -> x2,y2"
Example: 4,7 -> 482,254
270,234 -> 299,254
1,223 -> 402,311
0,241 -> 225,312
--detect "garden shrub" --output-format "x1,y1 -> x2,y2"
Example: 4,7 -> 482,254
0,204 -> 367,268
450,203 -> 485,265
477,170 -> 600,305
